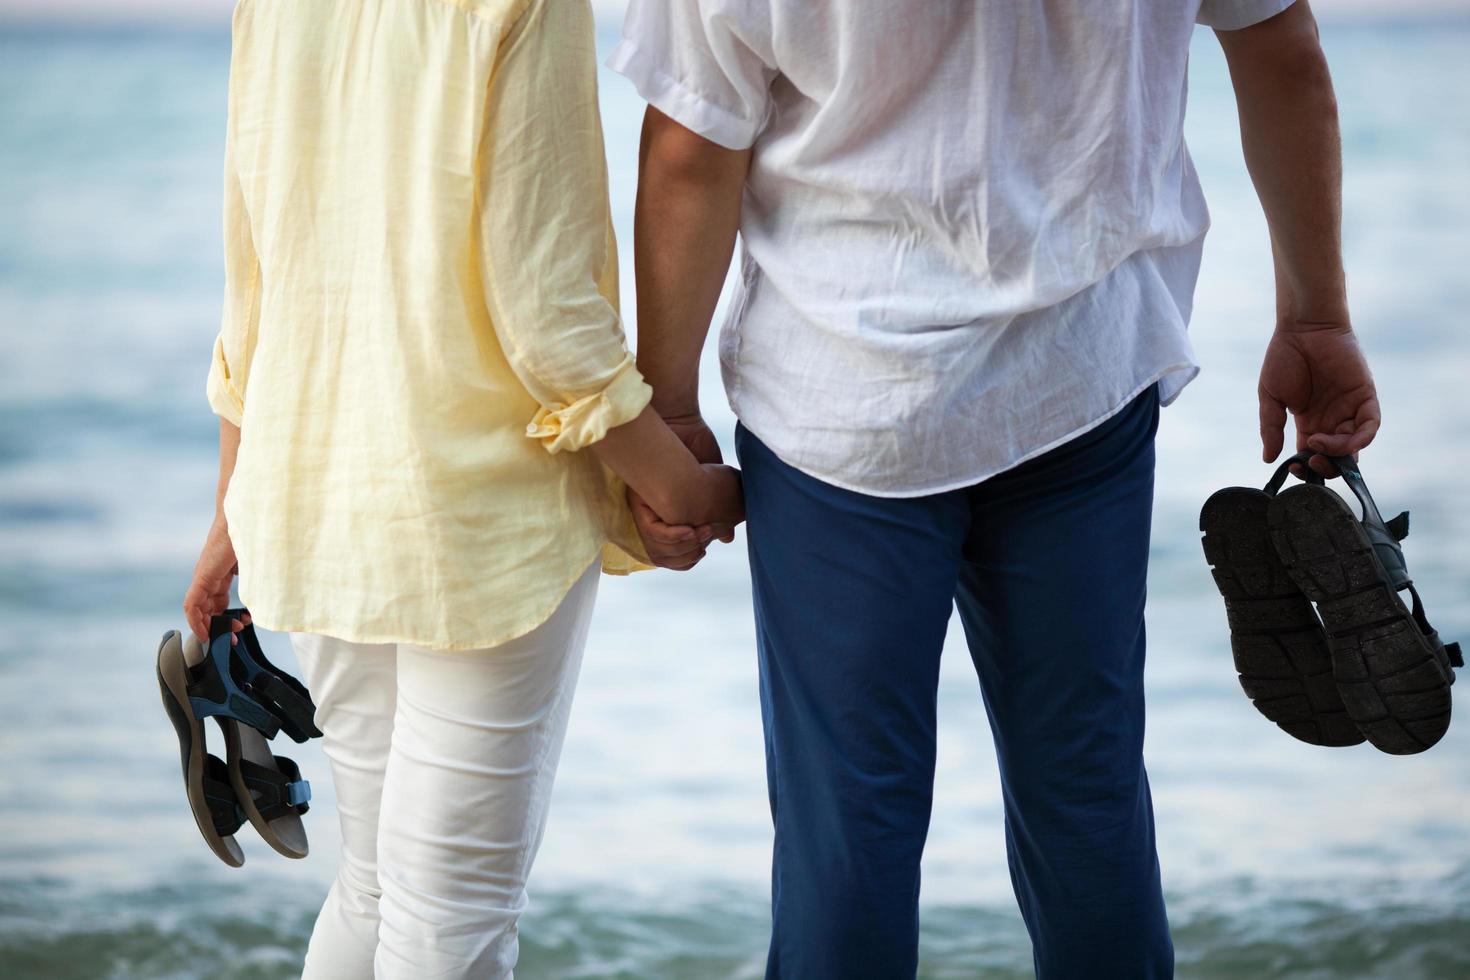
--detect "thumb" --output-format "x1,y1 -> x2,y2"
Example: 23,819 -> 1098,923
1258,390 -> 1287,463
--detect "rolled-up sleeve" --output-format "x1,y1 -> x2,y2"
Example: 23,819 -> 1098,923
607,0 -> 777,151
206,114 -> 259,428
479,0 -> 652,455
1197,0 -> 1298,30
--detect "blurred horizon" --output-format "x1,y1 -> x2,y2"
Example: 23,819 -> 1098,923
1,0 -> 1469,28
2,6 -> 1467,978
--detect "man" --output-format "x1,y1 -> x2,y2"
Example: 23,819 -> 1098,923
614,1 -> 1378,976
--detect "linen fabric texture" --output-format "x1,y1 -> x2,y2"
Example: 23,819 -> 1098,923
611,0 -> 1298,496
209,0 -> 650,650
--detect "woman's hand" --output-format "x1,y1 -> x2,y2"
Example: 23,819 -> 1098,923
183,516 -> 239,642
626,464 -> 745,572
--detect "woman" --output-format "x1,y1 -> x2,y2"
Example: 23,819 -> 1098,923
181,0 -> 742,976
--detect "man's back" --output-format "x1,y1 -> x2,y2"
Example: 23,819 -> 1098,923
615,1 -> 1380,976
613,0 -> 1286,494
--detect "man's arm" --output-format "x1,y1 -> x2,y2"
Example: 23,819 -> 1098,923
634,107 -> 752,431
1216,0 -> 1380,472
629,107 -> 752,565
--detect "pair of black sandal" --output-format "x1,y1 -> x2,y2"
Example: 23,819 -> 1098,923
155,609 -> 323,866
1202,452 -> 1461,755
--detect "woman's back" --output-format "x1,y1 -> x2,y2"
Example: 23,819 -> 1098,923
211,0 -> 649,650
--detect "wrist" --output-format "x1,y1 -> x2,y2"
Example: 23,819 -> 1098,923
649,387 -> 700,422
1275,287 -> 1349,333
1275,317 -> 1352,335
646,460 -> 707,526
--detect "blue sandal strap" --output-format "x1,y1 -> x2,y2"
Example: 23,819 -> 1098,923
237,754 -> 312,821
213,612 -> 322,743
187,625 -> 282,739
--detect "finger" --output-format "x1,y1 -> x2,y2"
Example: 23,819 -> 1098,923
1345,398 -> 1381,454
645,535 -> 707,560
702,522 -> 736,544
647,520 -> 700,546
631,494 -> 697,545
185,605 -> 207,643
1345,415 -> 1380,455
1305,418 -> 1365,458
183,589 -> 208,642
1258,391 -> 1287,463
648,544 -> 705,566
1307,453 -> 1340,478
657,549 -> 705,572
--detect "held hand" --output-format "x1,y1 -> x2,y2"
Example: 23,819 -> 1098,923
182,517 -> 243,643
626,411 -> 738,570
1259,323 -> 1381,477
627,488 -> 718,572
662,411 -> 724,464
662,411 -> 735,545
694,463 -> 745,529
627,463 -> 745,572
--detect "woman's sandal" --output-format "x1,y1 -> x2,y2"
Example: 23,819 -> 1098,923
1269,456 -> 1461,755
186,608 -> 322,745
1201,452 -> 1364,746
156,613 -> 318,865
221,713 -> 312,859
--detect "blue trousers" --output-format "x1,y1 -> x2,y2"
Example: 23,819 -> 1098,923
737,387 -> 1172,980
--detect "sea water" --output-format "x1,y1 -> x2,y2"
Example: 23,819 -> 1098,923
1,15 -> 1467,980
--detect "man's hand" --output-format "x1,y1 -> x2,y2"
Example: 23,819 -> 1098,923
662,410 -> 723,464
1259,323 -> 1380,475
183,517 -> 240,642
626,411 -> 736,570
660,411 -> 735,544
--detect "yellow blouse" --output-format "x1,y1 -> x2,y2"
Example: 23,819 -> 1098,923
208,0 -> 652,651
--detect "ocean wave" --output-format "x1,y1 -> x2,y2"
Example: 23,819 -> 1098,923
3,872 -> 1468,979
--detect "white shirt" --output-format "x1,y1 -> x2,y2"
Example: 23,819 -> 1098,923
611,0 -> 1297,496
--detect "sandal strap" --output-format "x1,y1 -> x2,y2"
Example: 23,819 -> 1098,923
187,612 -> 321,743
237,754 -> 311,822
1270,456 -> 1459,677
203,755 -> 246,837
1332,457 -> 1413,591
188,626 -> 282,740
217,611 -> 323,744
1263,451 -> 1325,495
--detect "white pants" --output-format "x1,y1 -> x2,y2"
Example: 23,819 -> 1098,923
291,566 -> 599,979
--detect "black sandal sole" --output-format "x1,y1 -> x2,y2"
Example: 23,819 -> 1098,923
1200,487 -> 1364,747
1269,485 -> 1454,755
156,630 -> 246,867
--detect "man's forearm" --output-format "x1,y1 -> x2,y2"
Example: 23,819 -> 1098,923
633,107 -> 751,417
1218,0 -> 1347,329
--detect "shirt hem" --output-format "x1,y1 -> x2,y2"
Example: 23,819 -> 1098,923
735,362 -> 1198,500
1197,0 -> 1297,31
237,549 -> 604,653
606,38 -> 761,150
